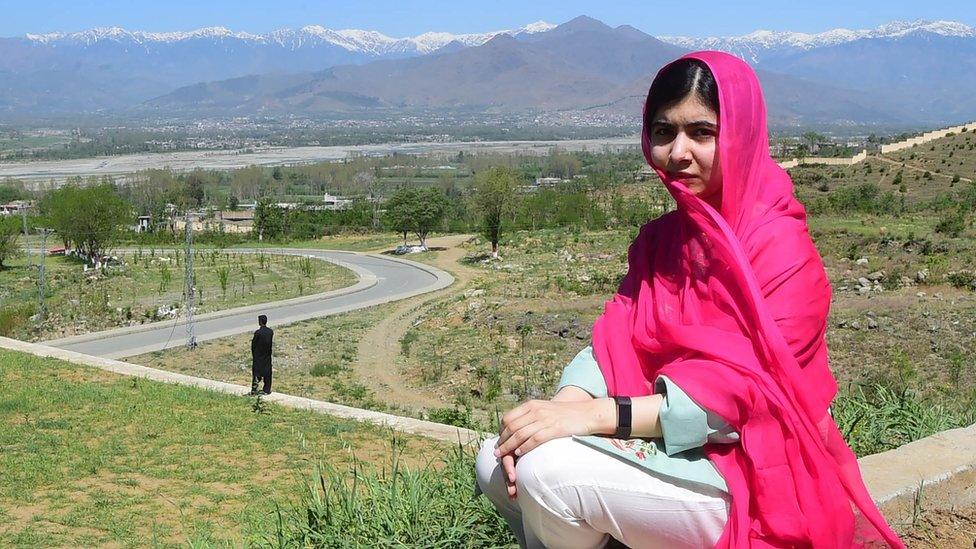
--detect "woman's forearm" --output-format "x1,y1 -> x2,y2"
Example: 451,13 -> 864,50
552,385 -> 595,402
590,395 -> 664,438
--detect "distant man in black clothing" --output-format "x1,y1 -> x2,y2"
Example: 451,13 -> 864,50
250,315 -> 274,395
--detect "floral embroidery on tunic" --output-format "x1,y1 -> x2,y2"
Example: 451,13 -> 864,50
606,438 -> 658,461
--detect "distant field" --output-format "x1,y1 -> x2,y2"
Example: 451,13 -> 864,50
0,135 -> 74,155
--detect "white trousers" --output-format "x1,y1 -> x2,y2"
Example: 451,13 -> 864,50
476,437 -> 730,549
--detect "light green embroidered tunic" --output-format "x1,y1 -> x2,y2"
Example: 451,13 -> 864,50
558,346 -> 738,493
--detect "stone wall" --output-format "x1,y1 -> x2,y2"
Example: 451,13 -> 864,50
880,122 -> 975,154
777,149 -> 868,169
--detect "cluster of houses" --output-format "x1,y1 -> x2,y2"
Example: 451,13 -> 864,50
0,200 -> 30,217
521,175 -> 589,193
144,192 -> 355,235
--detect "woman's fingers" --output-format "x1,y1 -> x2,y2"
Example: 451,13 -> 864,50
495,421 -> 548,457
498,400 -> 538,433
501,453 -> 517,499
496,410 -> 539,452
512,427 -> 559,456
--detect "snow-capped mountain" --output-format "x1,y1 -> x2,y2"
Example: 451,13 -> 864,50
22,21 -> 556,55
660,19 -> 975,63
2,16 -> 974,126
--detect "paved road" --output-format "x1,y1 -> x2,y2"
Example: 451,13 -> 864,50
44,249 -> 453,359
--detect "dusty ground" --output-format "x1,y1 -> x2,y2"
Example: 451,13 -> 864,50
900,505 -> 976,548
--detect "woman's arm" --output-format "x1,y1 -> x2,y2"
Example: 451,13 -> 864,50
551,385 -> 594,402
494,395 -> 664,457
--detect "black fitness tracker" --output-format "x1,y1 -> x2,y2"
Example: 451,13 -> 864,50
613,396 -> 633,439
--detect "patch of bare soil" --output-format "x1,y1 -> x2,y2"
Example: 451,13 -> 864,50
900,504 -> 976,548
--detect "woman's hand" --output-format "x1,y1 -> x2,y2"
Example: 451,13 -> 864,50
494,398 -> 615,458
497,386 -> 597,499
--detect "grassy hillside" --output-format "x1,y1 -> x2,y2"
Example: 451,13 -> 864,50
0,349 -> 459,547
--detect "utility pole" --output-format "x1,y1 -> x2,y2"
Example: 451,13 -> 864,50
21,206 -> 31,266
34,227 -> 52,320
183,212 -> 197,349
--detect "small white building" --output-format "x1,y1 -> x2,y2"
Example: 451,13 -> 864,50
0,200 -> 30,216
323,193 -> 353,211
135,215 -> 151,232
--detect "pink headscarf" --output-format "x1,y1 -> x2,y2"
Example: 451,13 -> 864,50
591,51 -> 903,547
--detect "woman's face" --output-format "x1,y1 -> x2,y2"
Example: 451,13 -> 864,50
648,94 -> 722,208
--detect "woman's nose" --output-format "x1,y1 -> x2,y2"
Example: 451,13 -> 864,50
669,134 -> 693,164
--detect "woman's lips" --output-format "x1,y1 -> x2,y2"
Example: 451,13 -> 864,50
669,171 -> 698,179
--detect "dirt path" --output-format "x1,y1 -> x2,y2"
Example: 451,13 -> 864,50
353,234 -> 482,413
874,155 -> 974,183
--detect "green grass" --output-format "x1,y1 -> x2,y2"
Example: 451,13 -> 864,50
0,249 -> 356,341
0,349 -> 445,547
834,382 -> 976,457
276,440 -> 514,548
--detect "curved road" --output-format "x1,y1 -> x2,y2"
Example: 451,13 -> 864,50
44,249 -> 453,359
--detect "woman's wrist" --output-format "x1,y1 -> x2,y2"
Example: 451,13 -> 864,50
589,397 -> 618,435
587,395 -> 664,438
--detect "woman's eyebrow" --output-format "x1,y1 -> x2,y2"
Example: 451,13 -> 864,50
650,119 -> 717,129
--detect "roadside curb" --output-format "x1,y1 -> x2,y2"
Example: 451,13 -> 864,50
858,422 -> 976,517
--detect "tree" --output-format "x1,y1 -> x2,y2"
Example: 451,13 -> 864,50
0,216 -> 21,269
39,183 -> 132,263
384,188 -> 416,246
183,169 -> 207,207
383,187 -> 449,248
0,178 -> 27,203
802,131 -> 826,154
123,169 -> 174,232
254,198 -> 286,240
231,165 -> 267,201
473,167 -> 520,258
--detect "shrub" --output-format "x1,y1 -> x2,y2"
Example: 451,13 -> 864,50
427,404 -> 477,430
934,209 -> 967,237
946,270 -> 976,291
0,302 -> 34,337
310,360 -> 344,377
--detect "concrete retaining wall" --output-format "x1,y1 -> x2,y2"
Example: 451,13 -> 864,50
880,122 -> 975,154
777,149 -> 868,169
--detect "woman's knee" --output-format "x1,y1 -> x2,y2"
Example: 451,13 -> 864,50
514,437 -> 578,501
475,436 -> 506,499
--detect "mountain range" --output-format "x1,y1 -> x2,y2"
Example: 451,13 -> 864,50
2,16 -> 974,128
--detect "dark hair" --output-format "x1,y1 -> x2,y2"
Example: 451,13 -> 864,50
645,58 -> 719,126
258,315 -> 268,326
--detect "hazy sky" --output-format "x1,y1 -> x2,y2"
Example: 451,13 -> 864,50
1,0 -> 973,38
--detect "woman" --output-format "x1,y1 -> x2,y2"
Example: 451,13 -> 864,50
475,51 -> 903,548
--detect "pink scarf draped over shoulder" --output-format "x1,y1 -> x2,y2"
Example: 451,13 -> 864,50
591,51 -> 903,548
